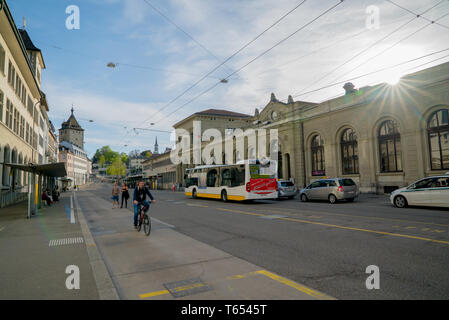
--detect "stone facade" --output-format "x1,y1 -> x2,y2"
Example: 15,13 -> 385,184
172,62 -> 449,194
0,2 -> 47,207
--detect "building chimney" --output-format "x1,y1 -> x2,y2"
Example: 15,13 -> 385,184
343,82 -> 357,95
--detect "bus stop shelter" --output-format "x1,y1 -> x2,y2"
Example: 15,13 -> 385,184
4,162 -> 67,218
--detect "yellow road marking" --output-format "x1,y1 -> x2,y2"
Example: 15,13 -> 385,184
140,289 -> 170,299
216,208 -> 265,217
257,207 -> 449,228
256,270 -> 335,300
187,204 -> 209,208
279,217 -> 449,245
139,269 -> 332,300
197,206 -> 449,245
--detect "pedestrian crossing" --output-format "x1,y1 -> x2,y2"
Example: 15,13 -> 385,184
48,237 -> 84,247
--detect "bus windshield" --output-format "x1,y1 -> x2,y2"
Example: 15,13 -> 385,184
249,163 -> 275,179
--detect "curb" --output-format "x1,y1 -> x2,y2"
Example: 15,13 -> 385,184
73,191 -> 120,300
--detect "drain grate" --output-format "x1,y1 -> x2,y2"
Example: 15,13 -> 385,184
49,237 -> 84,247
163,278 -> 212,298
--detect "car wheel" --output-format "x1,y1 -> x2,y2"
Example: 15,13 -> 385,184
394,195 -> 407,208
192,189 -> 197,199
329,194 -> 337,204
221,190 -> 228,202
300,194 -> 308,202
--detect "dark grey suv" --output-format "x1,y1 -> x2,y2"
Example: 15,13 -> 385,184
300,178 -> 359,204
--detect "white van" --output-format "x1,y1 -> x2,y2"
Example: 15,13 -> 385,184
390,173 -> 449,208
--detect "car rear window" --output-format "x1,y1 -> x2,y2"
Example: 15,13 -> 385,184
280,181 -> 294,187
339,179 -> 355,186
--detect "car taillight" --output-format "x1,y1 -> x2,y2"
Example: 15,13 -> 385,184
337,186 -> 343,192
246,182 -> 251,192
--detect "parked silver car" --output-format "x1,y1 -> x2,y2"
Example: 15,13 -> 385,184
277,180 -> 298,199
300,178 -> 359,204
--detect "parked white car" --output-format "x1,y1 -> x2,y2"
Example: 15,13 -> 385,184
390,173 -> 449,208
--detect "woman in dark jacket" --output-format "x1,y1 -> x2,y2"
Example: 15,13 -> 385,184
121,183 -> 130,208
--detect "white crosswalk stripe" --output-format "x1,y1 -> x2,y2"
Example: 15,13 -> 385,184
49,237 -> 84,247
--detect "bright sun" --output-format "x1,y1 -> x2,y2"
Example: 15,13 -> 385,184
386,74 -> 401,85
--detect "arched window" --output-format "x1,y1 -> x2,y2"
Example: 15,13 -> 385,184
311,135 -> 325,176
428,109 -> 449,170
341,128 -> 359,175
378,120 -> 402,172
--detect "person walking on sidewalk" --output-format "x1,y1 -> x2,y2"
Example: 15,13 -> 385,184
121,183 -> 129,208
112,181 -> 120,209
133,180 -> 156,228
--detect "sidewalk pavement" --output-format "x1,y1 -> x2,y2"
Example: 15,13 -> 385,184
77,184 -> 335,300
0,192 -> 101,299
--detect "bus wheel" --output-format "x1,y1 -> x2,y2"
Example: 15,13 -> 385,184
192,189 -> 197,199
221,190 -> 228,202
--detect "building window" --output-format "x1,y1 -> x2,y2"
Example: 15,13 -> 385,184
0,43 -> 5,76
8,60 -> 15,88
20,116 -> 25,139
0,90 -> 3,123
428,108 -> 449,170
26,123 -> 30,144
379,120 -> 402,172
311,135 -> 325,176
27,96 -> 33,116
341,128 -> 359,175
13,108 -> 19,134
6,99 -> 12,129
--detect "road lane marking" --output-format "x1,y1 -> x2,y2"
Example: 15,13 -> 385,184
216,208 -> 265,217
151,217 -> 175,228
49,237 -> 84,247
254,207 -> 449,228
279,217 -> 449,245
187,204 -> 209,208
139,269 -> 333,300
211,207 -> 449,245
256,270 -> 335,300
70,195 -> 75,224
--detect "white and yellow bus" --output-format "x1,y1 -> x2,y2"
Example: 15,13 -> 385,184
184,160 -> 278,201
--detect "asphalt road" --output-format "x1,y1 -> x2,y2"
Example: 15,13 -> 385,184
93,183 -> 449,299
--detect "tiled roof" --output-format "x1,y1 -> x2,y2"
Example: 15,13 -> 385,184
18,29 -> 40,51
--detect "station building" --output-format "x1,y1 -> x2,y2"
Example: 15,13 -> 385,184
173,61 -> 449,194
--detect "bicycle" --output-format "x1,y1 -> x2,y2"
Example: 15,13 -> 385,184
137,203 -> 151,236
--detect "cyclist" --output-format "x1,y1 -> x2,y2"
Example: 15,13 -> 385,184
133,180 -> 156,229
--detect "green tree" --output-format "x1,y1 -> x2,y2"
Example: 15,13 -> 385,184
93,146 -> 120,164
106,156 -> 126,176
120,153 -> 128,165
99,155 -> 106,168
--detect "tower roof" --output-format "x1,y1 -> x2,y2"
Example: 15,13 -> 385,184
61,108 -> 83,130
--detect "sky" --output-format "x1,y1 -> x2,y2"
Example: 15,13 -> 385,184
7,0 -> 449,158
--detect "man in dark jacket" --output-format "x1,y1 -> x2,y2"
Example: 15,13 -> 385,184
133,180 -> 156,228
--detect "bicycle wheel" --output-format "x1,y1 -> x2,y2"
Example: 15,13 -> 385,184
137,211 -> 143,232
143,214 -> 151,236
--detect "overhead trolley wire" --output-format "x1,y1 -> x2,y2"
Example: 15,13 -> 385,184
160,0 -> 347,125
137,0 -> 310,127
292,0 -> 448,97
